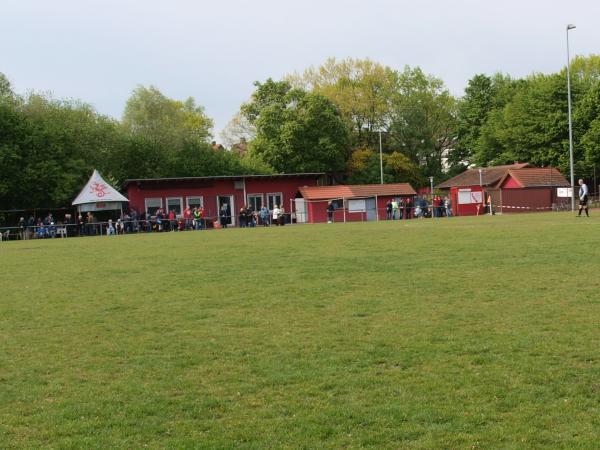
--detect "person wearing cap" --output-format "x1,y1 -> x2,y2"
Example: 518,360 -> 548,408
578,179 -> 589,217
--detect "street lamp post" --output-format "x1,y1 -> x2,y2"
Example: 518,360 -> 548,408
379,130 -> 384,184
566,24 -> 576,211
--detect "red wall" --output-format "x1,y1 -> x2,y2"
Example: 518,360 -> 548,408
451,186 -> 486,216
500,187 -> 553,212
126,176 -> 320,221
502,177 -> 522,189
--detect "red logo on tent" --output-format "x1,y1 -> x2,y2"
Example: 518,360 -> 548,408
90,182 -> 109,198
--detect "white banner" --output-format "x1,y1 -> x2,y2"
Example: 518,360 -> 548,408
458,189 -> 483,205
458,189 -> 472,205
557,187 -> 573,198
470,191 -> 483,204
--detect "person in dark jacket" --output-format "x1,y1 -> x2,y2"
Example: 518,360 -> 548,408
238,207 -> 247,228
219,204 -> 229,228
327,201 -> 335,223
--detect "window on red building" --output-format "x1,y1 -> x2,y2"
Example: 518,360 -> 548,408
247,194 -> 263,211
145,198 -> 162,216
167,197 -> 183,215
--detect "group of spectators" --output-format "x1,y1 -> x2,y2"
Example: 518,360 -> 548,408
6,203 -> 294,240
4,195 -> 455,240
225,204 -> 285,228
385,196 -> 452,220
15,213 -> 68,239
385,198 -> 415,220
427,196 -> 453,218
152,206 -> 207,232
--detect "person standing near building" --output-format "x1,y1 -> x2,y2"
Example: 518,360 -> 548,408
404,197 -> 412,220
260,204 -> 270,226
192,207 -> 201,230
238,207 -> 247,228
246,205 -> 256,227
445,196 -> 452,217
578,179 -> 589,217
391,199 -> 399,220
386,200 -> 392,220
183,206 -> 192,230
272,204 -> 281,226
219,204 -> 229,228
326,201 -> 335,223
107,219 -> 116,236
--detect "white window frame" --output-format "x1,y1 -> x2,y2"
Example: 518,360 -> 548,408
267,192 -> 284,210
187,196 -> 204,209
348,199 -> 366,213
166,197 -> 184,216
217,195 -> 235,226
247,193 -> 263,211
144,197 -> 163,216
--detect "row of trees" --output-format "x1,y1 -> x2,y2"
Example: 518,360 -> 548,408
225,59 -> 456,187
0,79 -> 268,210
454,55 -> 600,175
1,54 -> 599,210
225,55 -> 600,187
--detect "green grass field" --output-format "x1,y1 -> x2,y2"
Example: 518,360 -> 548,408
1,213 -> 599,449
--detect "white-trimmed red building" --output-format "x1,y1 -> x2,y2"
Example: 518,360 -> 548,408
123,173 -> 325,226
297,183 -> 417,223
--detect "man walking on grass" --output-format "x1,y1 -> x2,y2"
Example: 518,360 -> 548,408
578,179 -> 589,217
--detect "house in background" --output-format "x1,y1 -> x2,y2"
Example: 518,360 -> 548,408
436,163 -> 570,215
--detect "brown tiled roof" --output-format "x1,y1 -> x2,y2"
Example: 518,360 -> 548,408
500,168 -> 570,188
298,183 -> 416,200
436,163 -> 532,189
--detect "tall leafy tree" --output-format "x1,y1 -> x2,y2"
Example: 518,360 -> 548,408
288,58 -> 397,148
242,79 -> 349,174
122,85 -> 213,147
388,67 -> 458,178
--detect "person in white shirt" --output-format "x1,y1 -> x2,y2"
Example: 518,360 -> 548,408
272,204 -> 281,226
578,179 -> 589,217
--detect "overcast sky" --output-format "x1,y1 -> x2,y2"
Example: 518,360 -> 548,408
2,0 -> 598,138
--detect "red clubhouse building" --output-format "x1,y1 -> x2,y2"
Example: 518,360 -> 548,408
123,173 -> 418,225
123,173 -> 325,226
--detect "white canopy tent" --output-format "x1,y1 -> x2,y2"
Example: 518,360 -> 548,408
72,170 -> 129,213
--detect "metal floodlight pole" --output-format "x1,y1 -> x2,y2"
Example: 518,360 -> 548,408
566,24 -> 576,211
379,130 -> 384,184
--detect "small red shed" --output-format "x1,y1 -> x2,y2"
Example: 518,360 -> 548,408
123,173 -> 324,226
436,163 -> 531,216
296,183 -> 417,223
496,168 -> 570,212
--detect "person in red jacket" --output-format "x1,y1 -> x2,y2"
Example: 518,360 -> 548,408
183,206 -> 192,230
168,209 -> 176,231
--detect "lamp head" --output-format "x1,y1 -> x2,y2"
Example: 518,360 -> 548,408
567,24 -> 576,30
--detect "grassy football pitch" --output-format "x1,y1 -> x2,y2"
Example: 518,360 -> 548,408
1,213 -> 599,449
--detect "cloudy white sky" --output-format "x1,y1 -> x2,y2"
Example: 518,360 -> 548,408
2,0 -> 599,137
